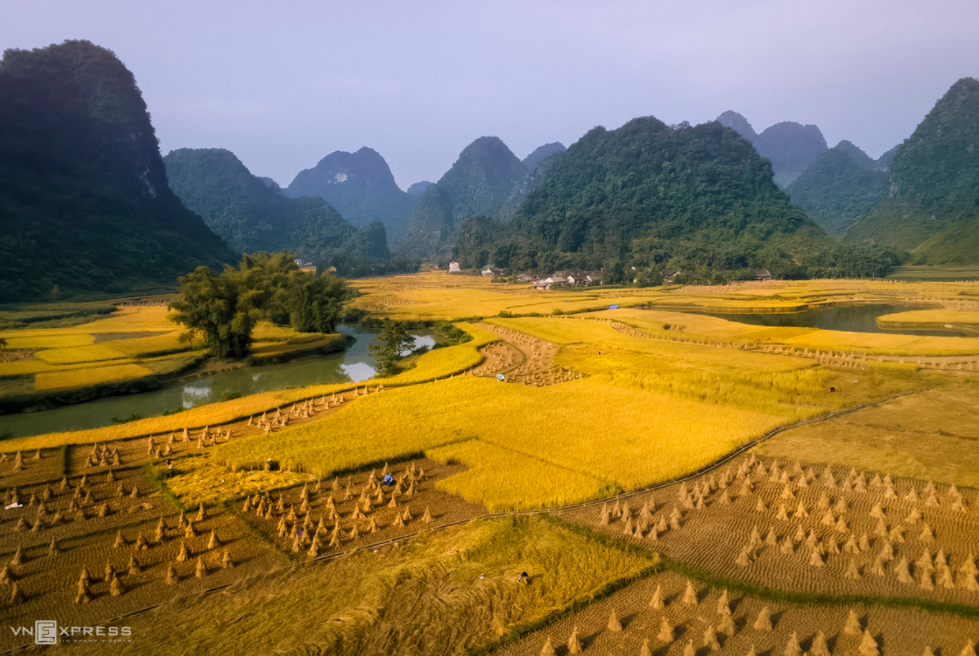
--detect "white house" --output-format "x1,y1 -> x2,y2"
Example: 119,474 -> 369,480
448,261 -> 462,273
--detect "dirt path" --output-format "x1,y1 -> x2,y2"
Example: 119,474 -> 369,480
469,322 -> 582,386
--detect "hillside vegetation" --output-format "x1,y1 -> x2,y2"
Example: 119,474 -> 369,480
787,140 -> 891,235
165,148 -> 389,265
0,40 -> 234,301
456,117 -> 892,279
847,77 -> 979,264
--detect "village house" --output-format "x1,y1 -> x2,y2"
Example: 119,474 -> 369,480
448,261 -> 462,273
754,269 -> 773,281
481,267 -> 497,277
516,273 -> 537,283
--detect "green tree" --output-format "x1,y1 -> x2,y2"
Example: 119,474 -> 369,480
169,251 -> 350,359
367,320 -> 414,376
0,337 -> 7,350
169,265 -> 257,359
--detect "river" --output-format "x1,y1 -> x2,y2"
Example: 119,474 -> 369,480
0,324 -> 434,439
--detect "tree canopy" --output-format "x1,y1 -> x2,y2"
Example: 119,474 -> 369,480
169,251 -> 349,359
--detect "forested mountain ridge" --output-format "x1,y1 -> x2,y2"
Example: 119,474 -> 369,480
455,117 -> 893,279
164,148 -> 389,265
0,40 -> 234,301
403,136 -> 527,258
285,147 -> 417,244
787,140 -> 891,235
716,111 -> 828,187
846,77 -> 979,264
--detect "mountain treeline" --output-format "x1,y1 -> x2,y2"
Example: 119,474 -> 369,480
455,117 -> 895,280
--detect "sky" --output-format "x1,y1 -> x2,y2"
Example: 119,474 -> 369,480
3,0 -> 978,190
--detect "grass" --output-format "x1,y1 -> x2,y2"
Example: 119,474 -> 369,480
34,363 -> 153,391
756,383 -> 979,488
33,343 -> 129,364
428,439 -> 616,511
55,515 -> 654,656
877,309 -> 979,328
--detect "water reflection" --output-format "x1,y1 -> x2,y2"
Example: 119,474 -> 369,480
0,325 -> 435,439
696,304 -> 966,337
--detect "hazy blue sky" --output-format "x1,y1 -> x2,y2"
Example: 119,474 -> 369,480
4,0 -> 977,189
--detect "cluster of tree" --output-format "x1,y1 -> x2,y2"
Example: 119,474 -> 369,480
453,117 -> 894,280
787,141 -> 892,235
366,320 -> 414,376
846,78 -> 979,265
169,252 -> 348,359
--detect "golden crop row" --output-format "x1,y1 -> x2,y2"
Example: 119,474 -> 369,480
215,375 -> 788,508
428,439 -> 615,511
34,363 -> 153,391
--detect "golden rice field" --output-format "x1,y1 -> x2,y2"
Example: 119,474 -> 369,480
0,305 -> 347,397
593,307 -> 979,356
0,322 -> 495,452
427,439 -> 615,511
214,375 -> 798,508
349,270 -> 979,322
757,383 -> 979,488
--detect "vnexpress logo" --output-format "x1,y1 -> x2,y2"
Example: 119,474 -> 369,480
11,621 -> 131,644
35,620 -> 57,645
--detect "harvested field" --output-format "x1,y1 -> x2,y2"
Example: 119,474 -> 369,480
758,384 -> 979,488
562,453 -> 979,607
24,516 -> 652,655
497,569 -> 979,656
474,322 -> 578,386
231,458 -> 487,557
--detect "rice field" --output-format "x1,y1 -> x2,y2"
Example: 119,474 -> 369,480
34,363 -> 153,391
214,375 -> 792,507
0,322 -> 495,452
0,305 -> 346,399
48,516 -> 653,656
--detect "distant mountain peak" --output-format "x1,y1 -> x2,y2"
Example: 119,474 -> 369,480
286,147 -> 417,243
716,111 -> 827,187
522,142 -> 566,170
716,110 -> 758,141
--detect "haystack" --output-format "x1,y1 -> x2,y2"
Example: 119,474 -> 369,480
165,563 -> 178,585
657,617 -> 674,642
649,584 -> 665,609
567,627 -> 582,655
703,625 -> 720,650
961,641 -> 977,656
539,637 -> 556,656
10,546 -> 24,566
607,609 -> 622,631
753,606 -> 772,630
110,573 -> 124,596
640,638 -> 652,656
859,629 -> 879,656
844,609 -> 862,635
176,541 -> 189,563
195,556 -> 207,578
809,630 -> 831,656
48,538 -> 60,556
783,631 -> 803,656
75,578 -> 91,603
683,580 -> 698,605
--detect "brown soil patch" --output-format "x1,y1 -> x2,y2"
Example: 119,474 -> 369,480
92,332 -> 168,344
562,454 -> 979,607
496,570 -> 979,656
475,323 -> 580,386
231,458 -> 486,559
